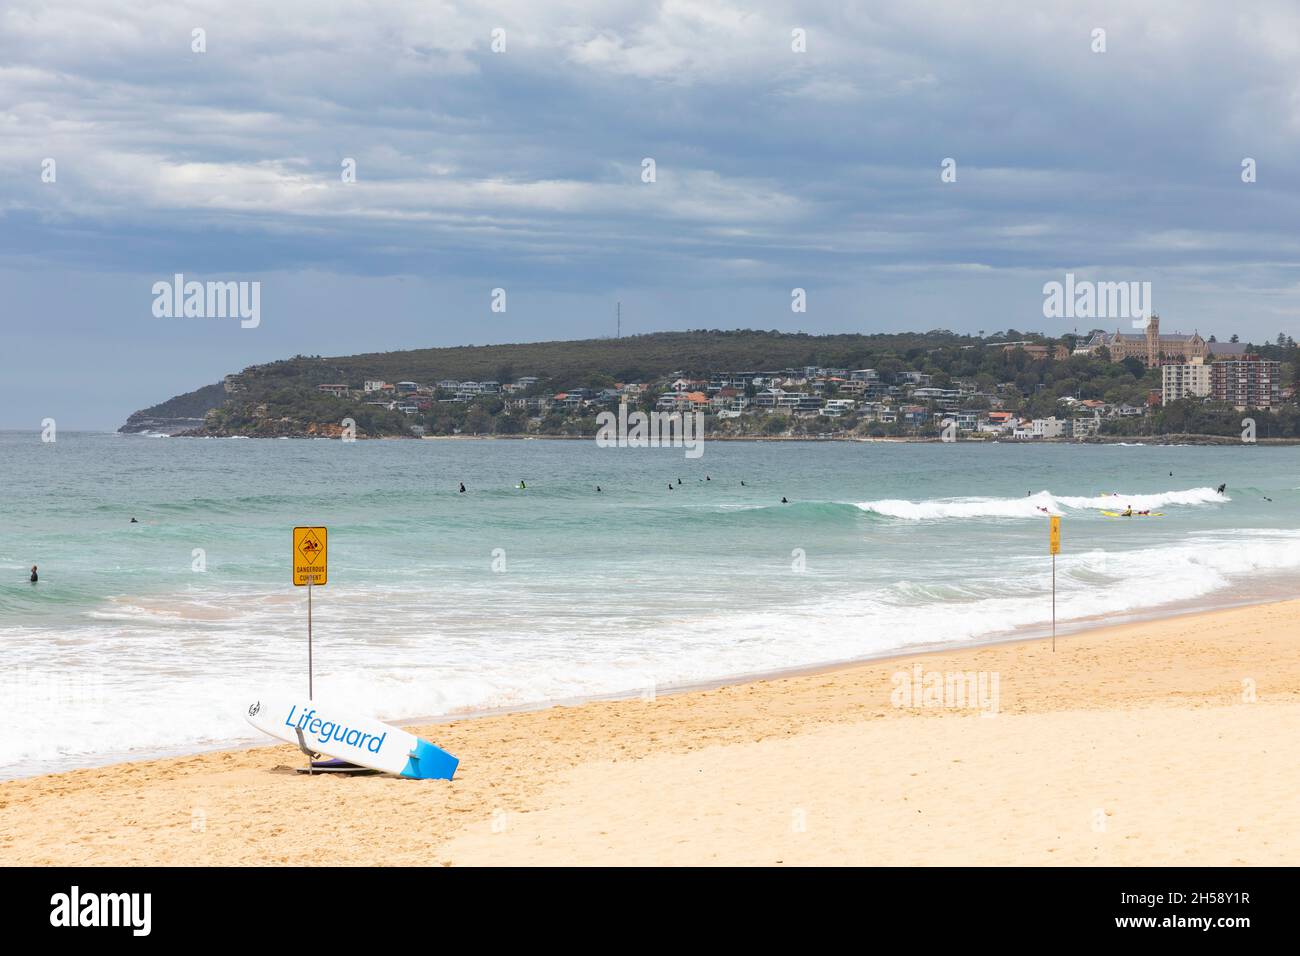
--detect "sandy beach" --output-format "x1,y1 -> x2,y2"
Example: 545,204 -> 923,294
1,600 -> 1296,866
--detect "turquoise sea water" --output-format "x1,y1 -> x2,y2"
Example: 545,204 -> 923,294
1,431 -> 1297,778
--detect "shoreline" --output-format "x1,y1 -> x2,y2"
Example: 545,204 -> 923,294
121,429 -> 1300,445
3,586 -> 1292,784
2,597 -> 1297,864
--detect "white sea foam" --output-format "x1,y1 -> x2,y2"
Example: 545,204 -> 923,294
856,487 -> 1226,520
3,526 -> 1296,775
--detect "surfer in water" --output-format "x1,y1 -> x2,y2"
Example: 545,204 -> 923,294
519,480 -> 526,490
596,485 -> 602,493
740,480 -> 746,487
459,482 -> 466,493
1217,483 -> 1227,495
781,496 -> 789,504
1121,506 -> 1133,517
30,565 -> 38,583
667,483 -> 673,491
130,517 -> 139,523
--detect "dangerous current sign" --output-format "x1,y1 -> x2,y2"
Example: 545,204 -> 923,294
293,526 -> 328,586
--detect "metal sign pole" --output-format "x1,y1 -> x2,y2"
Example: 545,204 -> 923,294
308,576 -> 314,699
1051,554 -> 1056,653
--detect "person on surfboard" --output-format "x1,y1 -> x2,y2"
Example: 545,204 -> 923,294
1121,506 -> 1133,517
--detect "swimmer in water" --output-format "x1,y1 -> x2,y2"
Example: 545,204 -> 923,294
30,565 -> 38,583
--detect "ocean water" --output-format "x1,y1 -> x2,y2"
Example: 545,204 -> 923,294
1,431 -> 1298,778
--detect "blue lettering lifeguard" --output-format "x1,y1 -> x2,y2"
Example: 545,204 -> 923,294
283,704 -> 387,752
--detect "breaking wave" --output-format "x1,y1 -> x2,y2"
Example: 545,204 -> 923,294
856,487 -> 1226,520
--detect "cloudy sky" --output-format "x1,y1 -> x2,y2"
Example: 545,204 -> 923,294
3,0 -> 1300,428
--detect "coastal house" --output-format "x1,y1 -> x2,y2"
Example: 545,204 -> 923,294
363,380 -> 388,392
1070,415 -> 1101,438
982,410 -> 1016,433
395,381 -> 419,394
506,396 -> 551,415
1030,417 -> 1067,438
710,388 -> 743,411
935,410 -> 979,432
317,384 -> 350,397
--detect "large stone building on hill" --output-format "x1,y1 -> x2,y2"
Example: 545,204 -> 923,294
1074,315 -> 1210,368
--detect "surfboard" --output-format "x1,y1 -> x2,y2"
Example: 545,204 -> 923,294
1100,511 -> 1165,518
244,694 -> 459,780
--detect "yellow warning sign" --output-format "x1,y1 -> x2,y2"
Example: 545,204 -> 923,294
1049,516 -> 1061,555
293,526 -> 327,586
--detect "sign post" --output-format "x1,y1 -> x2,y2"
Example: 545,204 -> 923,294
1048,516 -> 1060,652
293,527 -> 328,698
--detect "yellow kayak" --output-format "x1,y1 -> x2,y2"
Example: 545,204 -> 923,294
1101,511 -> 1164,518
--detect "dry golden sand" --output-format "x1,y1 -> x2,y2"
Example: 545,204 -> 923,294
0,600 -> 1296,866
